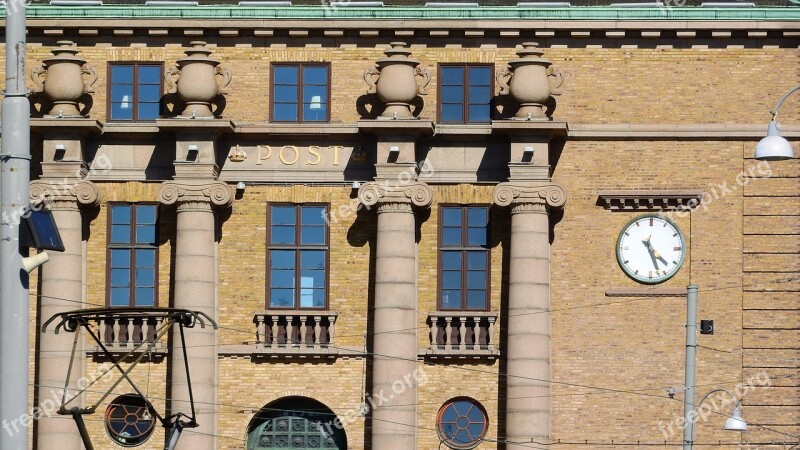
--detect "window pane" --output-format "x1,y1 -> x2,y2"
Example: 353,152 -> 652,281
442,251 -> 461,269
441,290 -> 461,309
110,287 -> 130,306
270,269 -> 295,288
271,225 -> 296,245
136,249 -> 156,268
110,269 -> 130,287
271,206 -> 297,225
442,227 -> 461,246
468,104 -> 491,123
301,207 -> 326,226
468,85 -> 491,105
270,289 -> 295,308
135,269 -> 154,287
442,271 -> 461,290
300,250 -> 325,269
138,66 -> 161,84
301,226 -> 325,245
301,270 -> 324,288
441,85 -> 464,104
136,205 -> 157,224
136,225 -> 156,245
467,208 -> 487,227
467,290 -> 486,310
270,250 -> 295,269
273,66 -> 298,84
303,66 -> 328,85
110,84 -> 134,103
135,288 -> 155,306
467,251 -> 486,270
303,102 -> 327,122
111,205 -> 132,224
138,84 -> 161,102
467,270 -> 486,289
110,225 -> 131,244
274,85 -> 297,103
110,249 -> 130,268
273,103 -> 298,121
440,66 -> 464,85
111,102 -> 133,120
442,208 -> 462,226
468,66 -> 491,85
300,287 -> 324,308
137,103 -> 160,120
467,227 -> 487,246
440,104 -> 463,123
111,65 -> 134,84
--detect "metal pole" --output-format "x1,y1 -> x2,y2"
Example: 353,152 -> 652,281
682,285 -> 699,450
0,0 -> 31,447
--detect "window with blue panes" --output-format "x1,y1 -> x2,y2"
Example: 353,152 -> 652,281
107,204 -> 158,307
438,65 -> 492,124
109,63 -> 162,121
271,64 -> 329,122
439,206 -> 490,311
267,205 -> 328,309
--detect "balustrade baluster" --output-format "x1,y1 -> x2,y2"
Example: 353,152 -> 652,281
270,316 -> 279,348
459,317 -> 467,351
313,316 -> 321,347
104,317 -> 114,345
255,315 -> 266,344
326,315 -> 336,346
444,317 -> 453,350
487,316 -> 496,351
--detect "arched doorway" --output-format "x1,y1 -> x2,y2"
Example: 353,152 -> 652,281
246,397 -> 347,450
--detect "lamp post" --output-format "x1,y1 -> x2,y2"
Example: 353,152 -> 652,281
755,84 -> 798,161
682,286 -> 748,450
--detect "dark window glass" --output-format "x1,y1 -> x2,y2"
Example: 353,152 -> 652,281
438,64 -> 492,124
109,63 -> 162,121
272,64 -> 329,123
107,204 -> 158,306
105,394 -> 157,447
268,205 -> 328,309
436,398 -> 489,450
439,206 -> 489,311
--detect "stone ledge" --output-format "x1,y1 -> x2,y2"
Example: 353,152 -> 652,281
217,343 -> 363,359
605,287 -> 688,297
597,190 -> 704,211
233,122 -> 360,135
31,117 -> 102,133
491,119 -> 569,136
357,119 -> 435,135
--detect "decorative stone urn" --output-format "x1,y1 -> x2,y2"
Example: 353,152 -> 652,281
165,41 -> 232,118
364,42 -> 430,119
496,42 -> 563,120
30,41 -> 97,117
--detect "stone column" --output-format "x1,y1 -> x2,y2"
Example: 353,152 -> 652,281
30,176 -> 100,450
158,179 -> 232,450
493,182 -> 565,448
358,166 -> 432,450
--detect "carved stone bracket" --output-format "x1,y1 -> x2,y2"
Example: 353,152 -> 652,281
596,190 -> 704,211
357,181 -> 433,209
30,179 -> 101,210
157,180 -> 234,211
492,182 -> 566,210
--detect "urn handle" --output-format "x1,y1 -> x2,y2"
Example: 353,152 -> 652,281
165,65 -> 180,94
363,66 -> 379,94
216,66 -> 232,95
415,66 -> 431,95
496,67 -> 512,95
548,67 -> 564,94
30,63 -> 46,93
82,64 -> 98,94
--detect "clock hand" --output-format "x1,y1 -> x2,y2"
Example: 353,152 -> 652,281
642,236 -> 659,270
653,249 -> 669,266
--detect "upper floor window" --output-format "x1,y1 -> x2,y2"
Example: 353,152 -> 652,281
439,206 -> 490,311
438,65 -> 492,124
267,205 -> 329,309
109,63 -> 162,121
271,64 -> 330,123
107,203 -> 158,307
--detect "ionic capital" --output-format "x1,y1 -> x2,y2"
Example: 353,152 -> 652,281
29,179 -> 101,210
157,180 -> 234,211
493,182 -> 567,211
358,181 -> 433,210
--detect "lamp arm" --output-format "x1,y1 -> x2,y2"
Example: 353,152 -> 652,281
770,84 -> 800,120
689,388 -> 742,444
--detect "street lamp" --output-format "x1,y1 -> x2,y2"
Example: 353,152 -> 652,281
682,286 -> 748,450
755,84 -> 799,161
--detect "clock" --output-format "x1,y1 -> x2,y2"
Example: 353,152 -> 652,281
616,214 -> 686,284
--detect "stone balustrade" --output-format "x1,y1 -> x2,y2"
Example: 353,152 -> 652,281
423,312 -> 498,359
85,315 -> 167,355
254,311 -> 338,350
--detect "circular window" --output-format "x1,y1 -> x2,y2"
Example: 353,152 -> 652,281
104,394 -> 156,447
436,398 -> 488,449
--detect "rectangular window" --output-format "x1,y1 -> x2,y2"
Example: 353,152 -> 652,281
267,204 -> 329,309
439,206 -> 490,311
107,203 -> 158,307
438,64 -> 493,124
108,63 -> 162,121
271,63 -> 330,123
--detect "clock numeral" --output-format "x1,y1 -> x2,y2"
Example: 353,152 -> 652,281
622,246 -> 629,250
674,247 -> 682,251
624,232 -> 629,236
648,271 -> 653,278
672,260 -> 678,265
673,233 -> 678,237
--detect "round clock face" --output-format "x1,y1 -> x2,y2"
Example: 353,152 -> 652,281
616,215 -> 686,284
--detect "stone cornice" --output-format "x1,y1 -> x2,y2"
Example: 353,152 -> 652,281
597,190 -> 704,211
29,179 -> 101,209
157,179 -> 234,208
358,181 -> 433,208
493,182 -> 567,209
